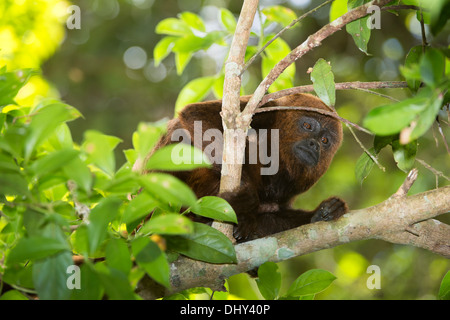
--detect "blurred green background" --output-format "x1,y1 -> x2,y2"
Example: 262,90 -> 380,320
1,0 -> 448,299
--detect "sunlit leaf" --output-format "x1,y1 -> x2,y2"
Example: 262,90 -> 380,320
138,213 -> 194,235
175,76 -> 215,114
154,36 -> 177,67
219,8 -> 237,33
155,18 -> 192,36
140,173 -> 198,209
146,143 -> 211,171
262,5 -> 297,27
191,196 -> 237,223
179,12 -> 205,32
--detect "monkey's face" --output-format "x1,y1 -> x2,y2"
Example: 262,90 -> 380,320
276,111 -> 342,190
292,115 -> 338,167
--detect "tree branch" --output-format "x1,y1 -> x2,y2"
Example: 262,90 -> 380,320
242,0 -> 394,122
136,186 -> 450,299
216,0 -> 259,241
259,81 -> 408,105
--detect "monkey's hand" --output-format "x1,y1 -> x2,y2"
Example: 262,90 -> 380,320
311,197 -> 348,223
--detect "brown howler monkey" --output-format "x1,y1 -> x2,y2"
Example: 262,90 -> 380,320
149,93 -> 348,242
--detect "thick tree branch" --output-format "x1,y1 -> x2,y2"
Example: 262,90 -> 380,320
216,0 -> 259,240
136,186 -> 450,299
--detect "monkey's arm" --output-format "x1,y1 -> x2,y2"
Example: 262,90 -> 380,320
233,197 -> 348,242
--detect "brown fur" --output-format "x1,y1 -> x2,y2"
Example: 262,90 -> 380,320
149,94 -> 348,242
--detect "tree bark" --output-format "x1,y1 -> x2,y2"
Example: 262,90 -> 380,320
136,186 -> 450,300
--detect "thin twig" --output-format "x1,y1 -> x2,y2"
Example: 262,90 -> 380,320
392,168 -> 419,198
436,118 -> 450,155
346,124 -> 386,171
419,11 -> 428,51
352,87 -> 400,102
242,0 -> 335,73
259,81 -> 408,106
254,105 -> 372,135
416,158 -> 450,182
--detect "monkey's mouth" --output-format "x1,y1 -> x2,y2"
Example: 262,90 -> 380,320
294,145 -> 319,166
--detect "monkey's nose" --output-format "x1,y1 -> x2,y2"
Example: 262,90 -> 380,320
307,139 -> 320,152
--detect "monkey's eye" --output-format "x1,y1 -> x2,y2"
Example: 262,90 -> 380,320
302,122 -> 312,130
321,137 -> 328,144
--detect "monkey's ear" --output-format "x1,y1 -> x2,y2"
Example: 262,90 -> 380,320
178,101 -> 223,132
250,112 -> 277,129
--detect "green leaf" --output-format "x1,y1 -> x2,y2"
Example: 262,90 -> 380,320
139,213 -> 193,235
256,262 -> 281,300
175,51 -> 193,75
81,130 -> 122,177
179,12 -> 205,32
408,89 -> 445,142
24,102 -> 81,160
87,197 -> 122,255
346,0 -> 371,54
402,45 -> 423,91
311,58 -> 336,107
285,269 -> 336,298
329,0 -> 348,22
94,263 -> 138,300
0,68 -> 38,107
7,237 -> 70,264
122,192 -> 157,232
166,222 -> 237,264
0,290 -> 29,300
420,48 -> 445,87
154,36 -> 177,67
0,173 -> 31,197
438,271 -> 450,300
70,264 -> 103,300
219,8 -> 237,33
262,5 -> 297,27
105,238 -> 132,276
132,120 -> 167,160
175,76 -> 215,114
146,143 -> 211,171
62,156 -> 93,193
32,250 -> 73,300
155,18 -> 192,36
140,173 -> 198,209
355,148 -> 375,185
363,96 -> 428,135
191,196 -> 237,223
29,149 -> 79,178
0,153 -> 20,173
132,236 -> 170,288
172,35 -> 212,53
392,139 -> 417,172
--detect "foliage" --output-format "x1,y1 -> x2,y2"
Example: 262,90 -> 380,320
256,262 -> 336,300
0,67 -> 238,299
0,0 -> 449,300
154,5 -> 298,114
